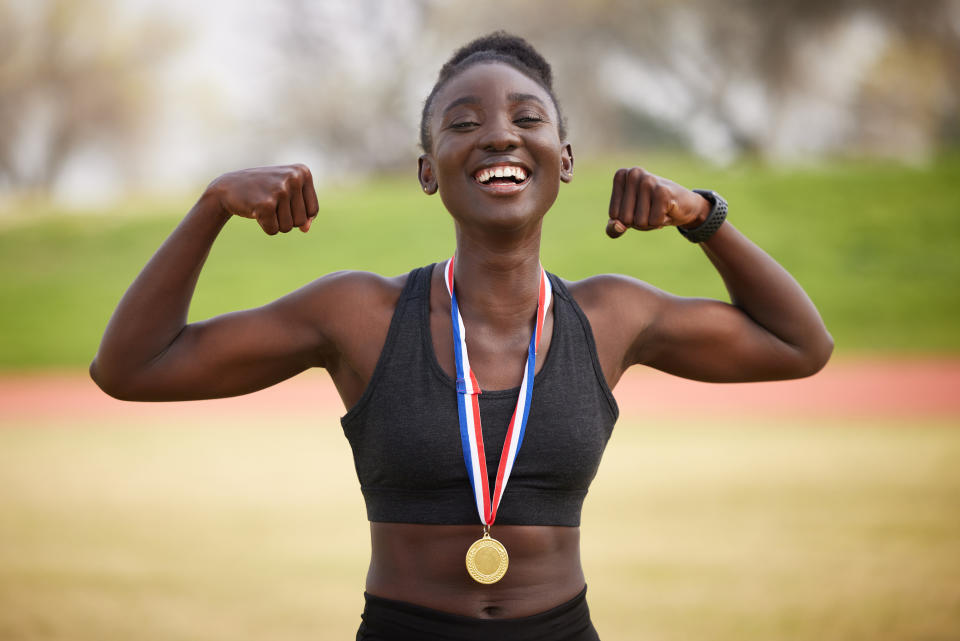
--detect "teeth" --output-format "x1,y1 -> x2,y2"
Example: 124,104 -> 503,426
475,165 -> 528,184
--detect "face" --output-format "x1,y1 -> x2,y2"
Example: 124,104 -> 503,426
419,63 -> 573,233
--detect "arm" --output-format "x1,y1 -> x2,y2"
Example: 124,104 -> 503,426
90,164 -> 349,401
594,167 -> 833,383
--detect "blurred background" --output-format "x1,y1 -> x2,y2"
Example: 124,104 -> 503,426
1,1 -> 958,640
2,0 -> 959,205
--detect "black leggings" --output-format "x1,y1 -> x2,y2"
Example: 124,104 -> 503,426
356,586 -> 600,641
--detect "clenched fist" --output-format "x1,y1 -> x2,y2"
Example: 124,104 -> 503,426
205,164 -> 320,235
606,167 -> 711,238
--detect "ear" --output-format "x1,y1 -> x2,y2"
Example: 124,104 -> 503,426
418,154 -> 438,195
559,143 -> 574,183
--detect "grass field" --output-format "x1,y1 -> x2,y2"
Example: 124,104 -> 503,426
1,412 -> 958,641
2,153 -> 958,639
1,153 -> 959,367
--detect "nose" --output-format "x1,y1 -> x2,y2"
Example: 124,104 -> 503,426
477,116 -> 521,152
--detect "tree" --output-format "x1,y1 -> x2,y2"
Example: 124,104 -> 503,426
0,0 -> 179,193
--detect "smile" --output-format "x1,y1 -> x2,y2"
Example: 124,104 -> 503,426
472,163 -> 531,195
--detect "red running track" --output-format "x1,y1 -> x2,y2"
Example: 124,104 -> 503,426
1,358 -> 958,425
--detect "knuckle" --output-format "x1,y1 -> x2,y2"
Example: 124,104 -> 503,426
627,167 -> 644,181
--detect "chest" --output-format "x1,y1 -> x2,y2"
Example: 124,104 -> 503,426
428,286 -> 554,392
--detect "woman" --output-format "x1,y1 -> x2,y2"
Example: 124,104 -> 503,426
91,32 -> 833,640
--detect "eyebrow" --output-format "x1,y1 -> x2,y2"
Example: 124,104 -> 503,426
442,95 -> 481,115
507,92 -> 547,107
441,92 -> 548,116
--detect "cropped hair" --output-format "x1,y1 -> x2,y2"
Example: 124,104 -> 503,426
420,31 -> 567,152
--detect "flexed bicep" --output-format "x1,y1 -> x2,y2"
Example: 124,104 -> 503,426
93,267 -> 402,402
135,288 -> 329,401
634,291 -> 820,383
94,276 -> 330,401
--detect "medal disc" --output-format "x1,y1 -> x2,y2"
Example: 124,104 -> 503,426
465,534 -> 509,584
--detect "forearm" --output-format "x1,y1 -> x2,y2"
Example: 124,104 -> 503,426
699,221 -> 833,369
90,193 -> 229,391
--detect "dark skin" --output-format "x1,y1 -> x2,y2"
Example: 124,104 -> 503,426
91,62 -> 833,618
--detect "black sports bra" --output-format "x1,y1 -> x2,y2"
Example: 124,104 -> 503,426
340,264 -> 618,526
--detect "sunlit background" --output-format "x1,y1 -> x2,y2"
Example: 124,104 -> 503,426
1,1 -> 959,640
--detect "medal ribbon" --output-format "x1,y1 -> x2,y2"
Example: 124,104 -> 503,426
444,256 -> 553,526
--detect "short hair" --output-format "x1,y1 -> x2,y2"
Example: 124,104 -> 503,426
420,31 -> 567,152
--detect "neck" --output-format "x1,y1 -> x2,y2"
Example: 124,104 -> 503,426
450,229 -> 544,332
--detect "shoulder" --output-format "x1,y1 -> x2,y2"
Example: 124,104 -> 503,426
289,269 -> 411,329
284,268 -> 415,375
562,273 -> 669,323
303,269 -> 408,304
556,273 -> 672,385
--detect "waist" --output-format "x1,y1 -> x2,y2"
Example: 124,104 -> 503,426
359,585 -> 597,641
365,522 -> 586,618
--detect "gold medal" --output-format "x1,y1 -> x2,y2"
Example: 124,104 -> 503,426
466,527 -> 509,584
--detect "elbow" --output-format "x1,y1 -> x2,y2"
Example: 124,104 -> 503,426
796,331 -> 834,378
89,357 -> 105,391
89,357 -> 138,401
89,357 -> 119,398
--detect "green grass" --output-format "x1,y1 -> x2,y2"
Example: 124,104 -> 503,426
1,415 -> 958,640
1,153 -> 959,367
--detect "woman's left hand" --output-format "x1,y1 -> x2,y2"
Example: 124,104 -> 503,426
605,167 -> 710,238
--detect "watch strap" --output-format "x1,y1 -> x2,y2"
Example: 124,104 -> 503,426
678,189 -> 727,243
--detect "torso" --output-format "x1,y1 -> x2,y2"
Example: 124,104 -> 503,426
366,523 -> 585,618
324,263 -> 636,618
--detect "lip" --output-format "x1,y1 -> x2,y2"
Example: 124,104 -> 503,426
474,178 -> 530,196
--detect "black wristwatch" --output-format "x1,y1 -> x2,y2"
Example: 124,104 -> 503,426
678,189 -> 727,243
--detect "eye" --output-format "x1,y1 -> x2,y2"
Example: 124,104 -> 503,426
450,121 -> 479,130
514,114 -> 545,126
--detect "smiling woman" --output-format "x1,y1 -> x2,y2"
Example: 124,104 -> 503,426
419,62 -> 573,237
89,32 -> 833,640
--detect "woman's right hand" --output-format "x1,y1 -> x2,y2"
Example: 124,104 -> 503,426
205,164 -> 320,234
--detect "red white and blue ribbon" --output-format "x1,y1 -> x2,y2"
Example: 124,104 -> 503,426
444,256 -> 553,526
